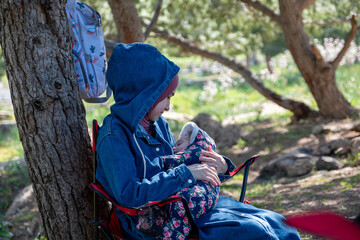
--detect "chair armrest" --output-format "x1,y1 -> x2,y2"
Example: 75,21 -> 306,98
89,183 -> 186,216
221,154 -> 259,202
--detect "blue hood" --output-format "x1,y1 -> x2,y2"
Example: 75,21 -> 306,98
107,43 -> 180,132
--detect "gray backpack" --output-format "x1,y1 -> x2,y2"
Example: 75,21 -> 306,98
66,0 -> 112,103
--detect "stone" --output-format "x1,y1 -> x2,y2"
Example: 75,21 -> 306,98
351,123 -> 360,132
350,137 -> 360,156
316,156 -> 344,171
0,111 -> 12,120
5,185 -> 33,216
260,148 -> 316,178
192,113 -> 223,142
0,120 -> 16,134
314,138 -> 351,156
217,124 -> 242,149
286,157 -> 315,177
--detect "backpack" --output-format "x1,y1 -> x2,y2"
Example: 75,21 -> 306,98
66,0 -> 112,103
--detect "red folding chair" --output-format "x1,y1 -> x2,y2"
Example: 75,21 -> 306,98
90,119 -> 259,240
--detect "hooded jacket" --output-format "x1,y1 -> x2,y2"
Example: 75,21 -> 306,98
95,43 -> 301,240
96,43 -> 196,209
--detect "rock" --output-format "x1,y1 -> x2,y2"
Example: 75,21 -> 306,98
351,137 -> 360,156
314,138 -> 351,156
286,156 -> 315,177
192,113 -> 243,149
260,148 -> 316,178
192,113 -> 222,141
5,185 -> 33,216
313,124 -> 341,134
217,124 -> 242,149
0,157 -> 25,172
351,123 -> 360,132
316,156 -> 344,171
0,120 -> 16,134
0,111 -> 12,120
316,145 -> 332,155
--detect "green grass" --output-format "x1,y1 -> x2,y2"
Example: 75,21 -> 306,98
84,101 -> 112,128
336,64 -> 360,106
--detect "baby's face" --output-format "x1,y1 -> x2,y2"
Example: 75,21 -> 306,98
174,135 -> 191,153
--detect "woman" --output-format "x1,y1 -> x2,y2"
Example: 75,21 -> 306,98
96,42 -> 300,240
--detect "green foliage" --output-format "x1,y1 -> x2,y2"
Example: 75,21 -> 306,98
84,101 -> 112,128
172,83 -> 266,122
0,160 -> 30,212
261,33 -> 287,58
136,0 -> 274,54
0,126 -> 23,162
81,60 -> 360,126
0,220 -> 12,238
303,0 -> 360,44
0,47 -> 7,86
339,174 -> 360,191
336,64 -> 360,106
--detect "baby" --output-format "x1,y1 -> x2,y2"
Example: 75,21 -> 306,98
161,122 -> 220,239
136,122 -> 220,239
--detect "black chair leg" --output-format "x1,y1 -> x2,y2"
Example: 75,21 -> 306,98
239,162 -> 251,203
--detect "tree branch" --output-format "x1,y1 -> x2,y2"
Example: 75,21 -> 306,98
304,14 -> 359,26
143,0 -> 163,40
298,0 -> 317,11
238,0 -> 282,26
151,29 -> 318,119
331,15 -> 358,70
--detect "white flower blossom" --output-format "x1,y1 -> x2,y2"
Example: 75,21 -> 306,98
200,80 -> 218,101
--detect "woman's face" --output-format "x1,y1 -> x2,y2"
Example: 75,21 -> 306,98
149,92 -> 175,121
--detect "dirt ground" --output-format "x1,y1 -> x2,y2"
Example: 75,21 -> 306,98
1,118 -> 360,239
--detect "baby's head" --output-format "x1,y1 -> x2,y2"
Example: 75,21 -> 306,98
174,122 -> 195,153
174,121 -> 216,153
174,134 -> 191,153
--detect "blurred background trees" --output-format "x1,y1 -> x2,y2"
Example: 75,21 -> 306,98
84,0 -> 360,120
0,1 -> 359,239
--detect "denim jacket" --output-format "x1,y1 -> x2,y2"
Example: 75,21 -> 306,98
96,43 -> 235,239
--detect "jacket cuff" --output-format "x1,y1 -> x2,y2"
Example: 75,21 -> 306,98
175,164 -> 196,187
219,155 -> 236,182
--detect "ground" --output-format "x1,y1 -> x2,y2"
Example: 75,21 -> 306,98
1,117 -> 359,239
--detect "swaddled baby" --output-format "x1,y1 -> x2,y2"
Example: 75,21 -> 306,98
136,122 -> 220,239
161,122 -> 220,239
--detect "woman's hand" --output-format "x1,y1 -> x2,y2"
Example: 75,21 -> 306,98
199,148 -> 228,174
187,164 -> 221,186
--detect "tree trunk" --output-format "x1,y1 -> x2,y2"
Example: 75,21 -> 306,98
0,1 -> 94,239
279,0 -> 357,118
107,0 -> 144,43
265,55 -> 273,74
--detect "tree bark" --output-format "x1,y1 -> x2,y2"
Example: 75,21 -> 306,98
107,0 -> 144,43
0,1 -> 93,239
279,0 -> 358,118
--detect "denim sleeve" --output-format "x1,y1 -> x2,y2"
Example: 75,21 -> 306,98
219,155 -> 236,182
96,134 -> 196,208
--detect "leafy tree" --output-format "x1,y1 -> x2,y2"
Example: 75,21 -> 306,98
103,0 -> 318,119
122,0 -> 360,119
